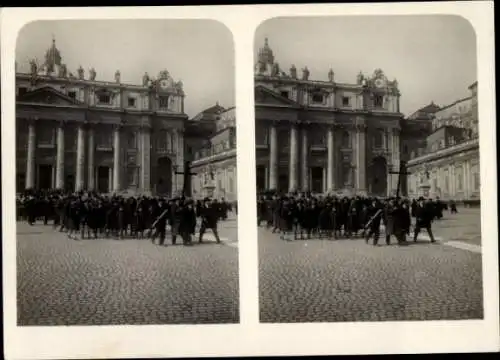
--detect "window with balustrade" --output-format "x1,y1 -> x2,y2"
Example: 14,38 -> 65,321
310,130 -> 325,147
96,129 -> 112,149
373,129 -> 384,148
341,130 -> 350,149
255,126 -> 268,146
38,126 -> 56,147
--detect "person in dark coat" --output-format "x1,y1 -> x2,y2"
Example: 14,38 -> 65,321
365,200 -> 383,245
199,198 -> 221,243
179,200 -> 197,245
413,197 -> 436,243
153,199 -> 168,246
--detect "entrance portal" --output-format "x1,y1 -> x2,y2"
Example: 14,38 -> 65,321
156,157 -> 173,196
311,167 -> 323,193
65,174 -> 75,193
369,156 -> 387,197
278,166 -> 288,193
38,165 -> 52,190
97,166 -> 110,193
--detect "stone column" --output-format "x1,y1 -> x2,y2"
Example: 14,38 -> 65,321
26,120 -> 36,189
55,122 -> 65,189
322,167 -> 327,193
172,128 -> 184,195
300,127 -> 309,191
87,127 -> 95,190
391,128 -> 401,194
108,167 -> 113,193
268,122 -> 278,190
327,125 -> 335,192
112,125 -> 121,192
355,124 -> 367,194
289,123 -> 299,192
140,126 -> 151,193
75,124 -> 86,192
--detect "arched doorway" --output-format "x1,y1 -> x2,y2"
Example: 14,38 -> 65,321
369,156 -> 387,197
156,156 -> 173,196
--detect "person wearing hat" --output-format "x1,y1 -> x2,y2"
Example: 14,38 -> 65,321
199,198 -> 221,244
413,197 -> 436,243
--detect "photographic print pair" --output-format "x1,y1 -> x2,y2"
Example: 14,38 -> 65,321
12,14 -> 484,328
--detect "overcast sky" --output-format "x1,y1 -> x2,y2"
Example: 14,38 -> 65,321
16,19 -> 235,118
255,15 -> 477,116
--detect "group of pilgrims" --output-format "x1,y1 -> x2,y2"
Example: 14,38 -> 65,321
17,188 -> 236,246
257,190 -> 458,246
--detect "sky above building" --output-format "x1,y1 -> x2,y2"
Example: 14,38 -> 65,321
255,15 -> 477,116
16,19 -> 235,118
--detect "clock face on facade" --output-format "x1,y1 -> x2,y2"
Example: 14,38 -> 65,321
160,79 -> 169,89
374,78 -> 384,88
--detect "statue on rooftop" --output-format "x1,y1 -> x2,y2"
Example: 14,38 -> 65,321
89,67 -> 96,81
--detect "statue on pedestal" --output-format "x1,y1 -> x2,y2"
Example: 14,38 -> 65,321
115,70 -> 121,83
29,59 -> 38,77
60,64 -> 68,78
271,62 -> 280,77
290,65 -> 297,79
357,71 -> 364,85
142,72 -> 150,86
301,66 -> 310,81
328,68 -> 335,82
89,67 -> 96,81
77,65 -> 84,80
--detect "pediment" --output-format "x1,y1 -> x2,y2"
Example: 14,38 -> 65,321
17,86 -> 82,106
254,85 -> 299,107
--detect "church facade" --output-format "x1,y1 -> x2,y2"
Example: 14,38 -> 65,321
189,106 -> 237,202
16,38 -> 188,196
407,82 -> 480,202
254,38 -> 414,197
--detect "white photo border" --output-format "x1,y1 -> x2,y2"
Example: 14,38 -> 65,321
2,2 -> 498,359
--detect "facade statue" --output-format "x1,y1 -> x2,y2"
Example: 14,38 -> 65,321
158,70 -> 170,79
89,67 -> 96,81
271,62 -> 280,77
174,80 -> 183,92
60,64 -> 67,78
115,70 -> 121,83
357,71 -> 364,85
301,66 -> 310,81
328,68 -> 335,82
290,65 -> 297,79
257,61 -> 266,74
77,65 -> 84,80
142,72 -> 150,86
29,59 -> 38,76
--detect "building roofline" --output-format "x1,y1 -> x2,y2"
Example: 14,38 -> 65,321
435,96 -> 472,114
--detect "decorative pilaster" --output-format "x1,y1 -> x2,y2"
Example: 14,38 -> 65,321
355,123 -> 367,195
75,124 -> 86,192
87,126 -> 95,190
172,128 -> 184,195
26,120 -> 36,189
390,127 -> 401,195
140,126 -> 151,193
327,125 -> 335,192
112,125 -> 121,192
289,123 -> 299,192
268,122 -> 278,190
386,128 -> 393,196
55,122 -> 65,189
300,127 -> 309,191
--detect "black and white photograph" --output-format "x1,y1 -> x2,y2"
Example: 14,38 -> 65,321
255,15 -> 484,323
14,19 -> 238,325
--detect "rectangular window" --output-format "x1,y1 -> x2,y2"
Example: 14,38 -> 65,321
38,127 -> 55,147
280,91 -> 289,99
98,94 -> 111,104
159,96 -> 169,109
311,93 -> 324,104
374,95 -> 384,108
128,97 -> 136,107
68,91 -> 76,99
342,96 -> 350,107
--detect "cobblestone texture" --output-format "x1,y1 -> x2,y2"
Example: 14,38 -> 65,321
259,211 -> 483,323
17,219 -> 239,326
430,208 -> 481,246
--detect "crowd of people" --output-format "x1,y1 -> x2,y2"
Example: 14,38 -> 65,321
16,189 -> 234,246
257,191 -> 458,246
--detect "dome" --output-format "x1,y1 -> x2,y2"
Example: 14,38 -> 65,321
258,37 -> 275,65
44,37 -> 62,73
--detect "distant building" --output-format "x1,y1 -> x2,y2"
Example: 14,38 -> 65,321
254,38 -> 422,197
188,106 -> 237,201
15,38 -> 190,196
407,82 -> 479,202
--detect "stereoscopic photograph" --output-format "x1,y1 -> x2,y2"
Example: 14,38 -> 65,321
15,19 -> 238,325
255,15 -> 482,323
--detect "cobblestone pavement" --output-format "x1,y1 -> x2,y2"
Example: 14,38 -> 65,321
429,208 -> 481,246
258,221 -> 483,323
17,218 -> 239,326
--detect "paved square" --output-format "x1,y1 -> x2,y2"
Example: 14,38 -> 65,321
259,209 -> 483,323
17,217 -> 239,326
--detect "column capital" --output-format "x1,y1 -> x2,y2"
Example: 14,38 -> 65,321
355,124 -> 367,133
57,120 -> 67,128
